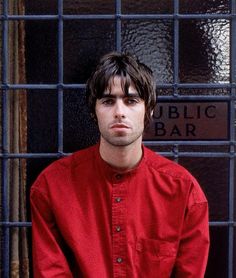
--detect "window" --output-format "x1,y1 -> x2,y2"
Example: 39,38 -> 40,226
1,0 -> 235,277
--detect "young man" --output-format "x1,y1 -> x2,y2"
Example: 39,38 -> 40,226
30,52 -> 210,277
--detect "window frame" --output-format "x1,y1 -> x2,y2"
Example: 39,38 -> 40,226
0,0 -> 235,277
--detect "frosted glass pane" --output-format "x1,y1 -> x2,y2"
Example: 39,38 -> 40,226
64,0 -> 115,14
179,19 -> 230,83
179,88 -> 229,96
25,21 -> 58,83
179,157 -> 229,221
179,145 -> 229,153
180,0 -> 230,14
63,90 -> 99,153
64,20 -> 115,83
27,158 -> 57,185
235,157 -> 236,221
234,230 -> 236,277
122,20 -> 173,83
205,227 -> 228,278
0,23 -> 2,83
28,90 -> 58,153
25,0 -> 57,15
157,89 -> 173,96
122,0 -> 173,14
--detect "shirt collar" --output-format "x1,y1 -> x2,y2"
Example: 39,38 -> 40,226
94,142 -> 147,181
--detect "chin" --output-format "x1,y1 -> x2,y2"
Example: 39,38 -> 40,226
101,132 -> 143,147
108,137 -> 142,147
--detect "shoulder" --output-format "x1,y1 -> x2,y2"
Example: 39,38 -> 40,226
143,146 -> 207,204
143,146 -> 192,181
55,144 -> 97,170
31,144 -> 97,190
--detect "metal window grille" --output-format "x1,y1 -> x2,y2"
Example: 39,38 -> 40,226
0,0 -> 235,277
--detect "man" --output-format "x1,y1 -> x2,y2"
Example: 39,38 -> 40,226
30,52 -> 210,277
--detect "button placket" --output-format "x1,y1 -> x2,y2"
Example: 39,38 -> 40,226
112,177 -> 127,277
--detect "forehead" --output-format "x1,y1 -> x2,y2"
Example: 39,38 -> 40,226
104,76 -> 137,95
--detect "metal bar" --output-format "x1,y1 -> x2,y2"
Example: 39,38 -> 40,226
144,140 -> 235,145
0,153 -> 65,158
0,151 -> 235,159
157,95 -> 232,101
115,0 -> 122,52
154,151 -> 235,158
0,91 -> 233,103
57,0 -> 64,154
209,221 -> 236,227
173,0 -> 179,97
114,14 -> 233,20
172,0 -> 180,163
0,84 -> 58,89
228,1 -> 236,277
158,152 -> 235,158
0,2 -> 234,278
0,13 -> 234,21
0,15 -> 60,20
1,0 -> 10,276
154,152 -> 235,158
0,221 -> 235,227
0,222 -> 32,227
1,82 -> 234,90
228,139 -> 235,278
174,82 -> 234,89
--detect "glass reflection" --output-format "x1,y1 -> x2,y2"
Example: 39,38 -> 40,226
179,19 -> 230,83
122,20 -> 174,83
180,0 -> 230,14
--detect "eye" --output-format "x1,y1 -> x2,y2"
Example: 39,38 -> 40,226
101,98 -> 114,105
125,97 -> 139,105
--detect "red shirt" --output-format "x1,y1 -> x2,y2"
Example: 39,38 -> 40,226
30,144 -> 209,277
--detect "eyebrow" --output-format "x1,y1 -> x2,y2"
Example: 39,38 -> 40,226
101,92 -> 140,98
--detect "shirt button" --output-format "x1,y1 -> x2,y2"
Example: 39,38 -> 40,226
116,257 -> 123,263
115,197 -> 122,203
116,226 -> 121,232
115,174 -> 122,180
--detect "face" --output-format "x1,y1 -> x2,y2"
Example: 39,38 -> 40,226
95,76 -> 145,147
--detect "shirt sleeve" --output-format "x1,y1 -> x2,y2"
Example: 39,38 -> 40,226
172,181 -> 210,278
30,176 -> 73,278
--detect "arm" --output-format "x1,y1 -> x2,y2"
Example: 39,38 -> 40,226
30,179 -> 73,278
172,183 -> 210,278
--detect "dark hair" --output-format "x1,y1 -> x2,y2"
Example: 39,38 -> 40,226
86,52 -> 156,127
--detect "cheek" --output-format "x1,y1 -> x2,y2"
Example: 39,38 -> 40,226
96,110 -> 109,129
95,106 -> 103,120
138,107 -> 145,122
95,110 -> 102,126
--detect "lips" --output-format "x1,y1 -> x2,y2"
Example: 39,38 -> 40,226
110,123 -> 130,129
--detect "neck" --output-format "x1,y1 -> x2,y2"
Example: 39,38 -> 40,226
99,137 -> 143,171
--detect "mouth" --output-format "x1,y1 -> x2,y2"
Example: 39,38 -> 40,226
110,123 -> 130,129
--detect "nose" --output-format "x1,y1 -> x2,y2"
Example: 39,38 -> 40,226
114,100 -> 126,119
